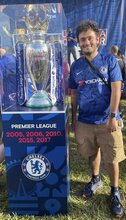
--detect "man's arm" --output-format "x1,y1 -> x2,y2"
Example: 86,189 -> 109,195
68,36 -> 77,43
107,81 -> 122,131
71,89 -> 78,131
0,70 -> 3,99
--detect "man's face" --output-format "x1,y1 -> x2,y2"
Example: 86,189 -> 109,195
78,29 -> 100,56
68,28 -> 72,33
0,6 -> 6,12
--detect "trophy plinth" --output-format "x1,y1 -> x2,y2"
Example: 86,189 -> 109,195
25,32 -> 52,108
26,90 -> 51,108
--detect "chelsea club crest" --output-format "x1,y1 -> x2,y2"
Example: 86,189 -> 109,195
99,66 -> 108,74
21,154 -> 51,181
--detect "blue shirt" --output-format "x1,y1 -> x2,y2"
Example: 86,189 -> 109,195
0,70 -> 3,106
0,54 -> 16,107
67,32 -> 77,48
69,53 -> 122,124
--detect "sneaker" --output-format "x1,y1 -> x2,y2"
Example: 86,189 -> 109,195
82,177 -> 103,198
110,191 -> 124,218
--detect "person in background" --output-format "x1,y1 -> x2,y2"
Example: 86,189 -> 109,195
109,45 -> 126,120
0,48 -> 16,108
0,68 -> 3,137
109,45 -> 126,82
118,49 -> 125,62
0,61 -> 4,163
117,49 -> 126,99
69,20 -> 125,218
67,27 -> 77,66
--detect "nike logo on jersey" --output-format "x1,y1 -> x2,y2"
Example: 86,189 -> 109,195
76,71 -> 83,75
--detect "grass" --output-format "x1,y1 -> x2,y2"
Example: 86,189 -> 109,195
0,100 -> 126,220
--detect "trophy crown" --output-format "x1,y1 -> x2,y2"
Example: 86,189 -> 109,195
25,5 -> 49,33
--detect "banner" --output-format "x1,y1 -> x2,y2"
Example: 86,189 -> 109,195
0,1 -> 126,53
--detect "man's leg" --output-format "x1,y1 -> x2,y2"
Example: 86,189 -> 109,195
68,48 -> 71,66
71,47 -> 77,61
106,162 -> 119,187
105,162 -> 124,217
89,149 -> 101,176
75,122 -> 103,198
83,149 -> 102,198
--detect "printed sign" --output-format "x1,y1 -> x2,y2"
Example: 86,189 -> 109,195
2,108 -> 69,216
99,29 -> 107,45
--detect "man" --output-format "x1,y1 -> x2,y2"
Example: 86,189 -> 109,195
0,68 -> 3,139
67,27 -> 77,65
110,45 -> 126,100
69,20 -> 125,218
0,50 -> 16,107
0,66 -> 4,163
109,45 -> 126,82
0,6 -> 13,51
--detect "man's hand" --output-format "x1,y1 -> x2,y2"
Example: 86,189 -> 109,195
71,89 -> 78,133
67,36 -> 76,42
0,48 -> 6,56
106,118 -> 118,132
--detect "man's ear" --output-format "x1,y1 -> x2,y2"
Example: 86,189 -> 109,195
97,37 -> 100,47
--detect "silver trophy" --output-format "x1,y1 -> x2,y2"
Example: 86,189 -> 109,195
25,5 -> 52,108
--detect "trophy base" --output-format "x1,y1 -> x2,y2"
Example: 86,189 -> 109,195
26,91 -> 52,108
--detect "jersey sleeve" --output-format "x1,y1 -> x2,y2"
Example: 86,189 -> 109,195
68,63 -> 78,89
108,55 -> 123,82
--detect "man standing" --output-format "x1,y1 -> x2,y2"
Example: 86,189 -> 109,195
109,45 -> 126,82
0,51 -> 4,146
67,27 -> 77,65
0,67 -> 4,163
69,20 -> 125,218
109,45 -> 126,100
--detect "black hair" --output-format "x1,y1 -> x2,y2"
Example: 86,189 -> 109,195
118,49 -> 122,57
76,20 -> 100,41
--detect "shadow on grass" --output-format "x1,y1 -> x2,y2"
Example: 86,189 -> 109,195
70,179 -> 85,198
69,190 -> 126,220
69,192 -> 117,219
70,177 -> 126,219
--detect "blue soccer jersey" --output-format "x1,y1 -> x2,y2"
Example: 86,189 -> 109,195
67,32 -> 77,48
69,53 -> 122,124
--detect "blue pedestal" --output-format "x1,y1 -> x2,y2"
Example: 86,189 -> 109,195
2,105 -> 70,216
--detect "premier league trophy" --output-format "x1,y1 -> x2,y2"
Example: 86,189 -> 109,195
25,5 -> 52,108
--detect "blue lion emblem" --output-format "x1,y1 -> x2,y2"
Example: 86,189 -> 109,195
31,160 -> 43,174
22,154 -> 51,181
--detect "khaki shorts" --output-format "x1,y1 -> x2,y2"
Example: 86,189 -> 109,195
75,121 -> 126,163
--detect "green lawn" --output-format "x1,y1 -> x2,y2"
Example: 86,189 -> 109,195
0,101 -> 126,220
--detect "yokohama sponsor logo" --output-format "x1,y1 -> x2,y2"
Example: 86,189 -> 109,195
84,78 -> 107,85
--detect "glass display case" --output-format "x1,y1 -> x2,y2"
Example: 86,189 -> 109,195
0,3 -> 69,216
0,3 -> 68,110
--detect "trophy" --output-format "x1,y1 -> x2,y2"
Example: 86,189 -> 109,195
25,5 -> 52,108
